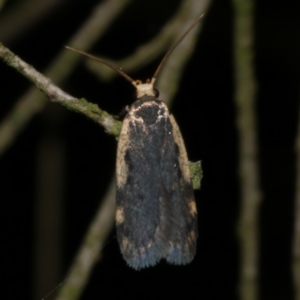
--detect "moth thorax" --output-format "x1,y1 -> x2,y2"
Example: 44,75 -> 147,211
133,79 -> 156,98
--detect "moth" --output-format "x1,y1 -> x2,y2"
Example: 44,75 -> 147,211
66,14 -> 203,270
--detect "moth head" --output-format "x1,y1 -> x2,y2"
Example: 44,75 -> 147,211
133,78 -> 157,98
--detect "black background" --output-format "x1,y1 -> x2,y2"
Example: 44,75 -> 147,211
0,0 -> 299,299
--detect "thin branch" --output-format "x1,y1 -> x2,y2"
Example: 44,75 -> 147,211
0,0 -> 130,157
233,1 -> 261,300
0,44 -> 121,137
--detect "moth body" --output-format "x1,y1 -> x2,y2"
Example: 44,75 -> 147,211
116,83 -> 197,270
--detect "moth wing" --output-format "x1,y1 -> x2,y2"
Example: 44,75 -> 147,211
116,113 -> 170,269
161,115 -> 198,265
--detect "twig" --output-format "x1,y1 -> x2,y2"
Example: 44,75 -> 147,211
0,44 -> 121,137
0,0 -> 130,157
233,1 -> 261,300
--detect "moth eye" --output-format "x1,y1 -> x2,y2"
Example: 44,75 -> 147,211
154,88 -> 159,98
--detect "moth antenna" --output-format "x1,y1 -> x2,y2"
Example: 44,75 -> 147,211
65,46 -> 135,85
151,13 -> 205,83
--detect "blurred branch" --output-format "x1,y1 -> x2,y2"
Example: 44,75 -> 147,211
86,0 -> 210,85
0,0 -> 6,11
155,0 -> 210,105
55,180 -> 116,300
293,91 -> 300,300
233,1 -> 261,300
0,44 -> 121,137
0,0 -> 130,157
34,110 -> 65,299
0,0 -> 62,44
